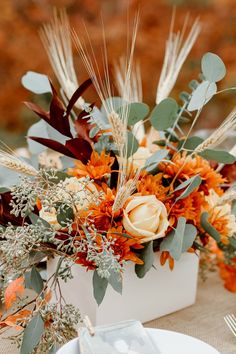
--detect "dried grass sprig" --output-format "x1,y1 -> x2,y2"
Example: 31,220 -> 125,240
73,13 -> 140,210
156,15 -> 201,104
0,150 -> 38,176
40,9 -> 84,109
195,107 -> 236,153
112,169 -> 140,213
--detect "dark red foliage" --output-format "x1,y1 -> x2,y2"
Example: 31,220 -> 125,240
29,136 -> 92,163
0,192 -> 24,226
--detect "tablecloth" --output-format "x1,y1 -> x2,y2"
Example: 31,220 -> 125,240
0,272 -> 235,354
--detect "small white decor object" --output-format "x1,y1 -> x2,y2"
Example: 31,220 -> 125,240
48,252 -> 199,325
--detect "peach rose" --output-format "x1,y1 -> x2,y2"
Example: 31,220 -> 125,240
122,195 -> 169,242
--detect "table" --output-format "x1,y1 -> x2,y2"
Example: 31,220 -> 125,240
0,272 -> 235,354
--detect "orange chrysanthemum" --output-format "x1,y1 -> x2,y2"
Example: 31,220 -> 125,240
160,152 -> 226,195
137,173 -> 168,202
77,188 -> 121,231
107,226 -> 144,265
166,191 -> 207,226
68,150 -> 114,180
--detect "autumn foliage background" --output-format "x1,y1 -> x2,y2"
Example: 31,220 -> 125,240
1,0 -> 236,146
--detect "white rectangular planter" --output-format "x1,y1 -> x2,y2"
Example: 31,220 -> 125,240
47,252 -> 199,325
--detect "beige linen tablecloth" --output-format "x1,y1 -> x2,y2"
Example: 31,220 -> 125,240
0,272 -> 235,354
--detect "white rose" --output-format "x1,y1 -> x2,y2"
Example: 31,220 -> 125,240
122,195 -> 169,242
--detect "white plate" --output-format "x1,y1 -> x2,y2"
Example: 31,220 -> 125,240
57,328 -> 220,354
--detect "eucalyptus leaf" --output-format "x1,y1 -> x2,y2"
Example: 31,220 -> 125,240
150,98 -> 178,131
175,175 -> 202,201
24,272 -> 32,289
108,270 -> 122,294
199,149 -> 236,164
22,71 -> 51,94
160,217 -> 197,260
101,97 -> 125,117
20,314 -> 44,354
135,241 -> 154,278
178,136 -> 203,151
200,212 -> 221,242
187,81 -> 217,111
201,52 -> 226,83
127,131 -> 139,157
30,266 -> 44,294
57,205 -> 74,227
143,149 -> 169,172
230,236 -> 236,249
118,102 -> 149,126
92,271 -> 108,306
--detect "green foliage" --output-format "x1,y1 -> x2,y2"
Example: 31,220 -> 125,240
201,52 -> 226,83
30,266 -> 44,294
187,81 -> 217,111
92,270 -> 108,306
56,204 -> 74,227
174,175 -> 202,201
135,241 -> 154,278
150,98 -> 178,131
126,102 -> 149,126
160,217 -> 197,261
127,131 -> 139,157
143,149 -> 169,173
108,269 -> 122,294
178,136 -> 204,151
200,212 -> 221,242
199,149 -> 236,164
21,314 -> 44,354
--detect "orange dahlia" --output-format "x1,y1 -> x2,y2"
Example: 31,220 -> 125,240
68,150 -> 114,180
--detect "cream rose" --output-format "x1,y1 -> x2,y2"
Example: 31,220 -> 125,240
122,195 -> 169,242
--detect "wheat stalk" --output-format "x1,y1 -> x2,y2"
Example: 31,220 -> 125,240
114,57 -> 145,142
0,150 -> 38,176
195,107 -> 236,153
40,9 -> 84,109
156,15 -> 201,104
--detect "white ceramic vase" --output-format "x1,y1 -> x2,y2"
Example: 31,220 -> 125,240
47,252 -> 199,325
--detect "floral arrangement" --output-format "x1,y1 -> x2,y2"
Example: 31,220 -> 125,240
0,10 -> 236,354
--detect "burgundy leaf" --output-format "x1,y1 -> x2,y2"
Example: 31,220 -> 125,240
49,82 -> 73,138
0,192 -> 24,226
65,138 -> 92,163
29,136 -> 75,159
29,136 -> 92,163
65,78 -> 92,117
24,102 -> 50,121
74,106 -> 95,144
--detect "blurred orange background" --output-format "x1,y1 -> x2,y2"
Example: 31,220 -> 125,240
1,0 -> 236,146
